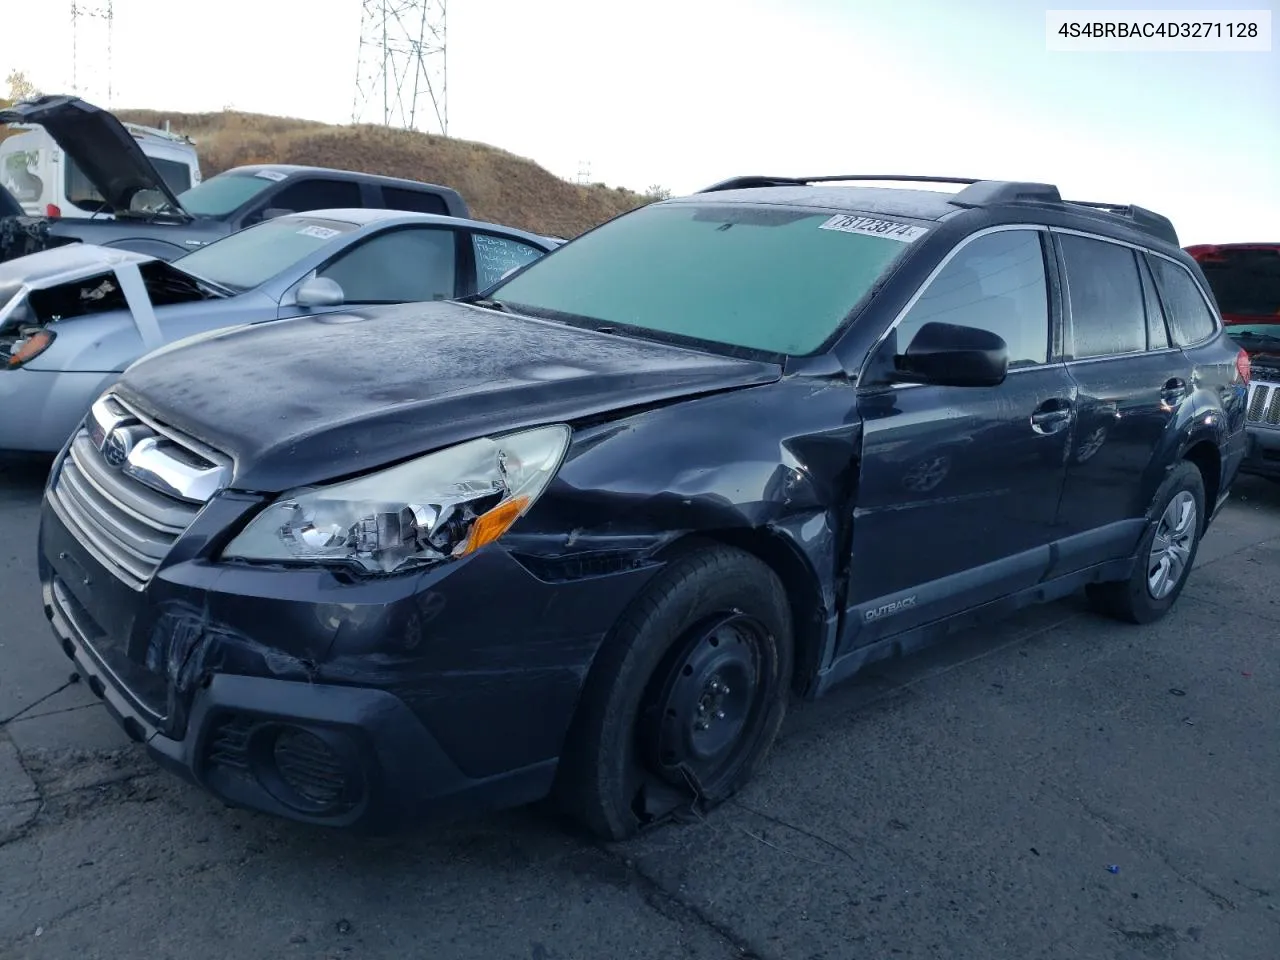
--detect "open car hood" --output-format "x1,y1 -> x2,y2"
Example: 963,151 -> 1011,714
0,95 -> 188,218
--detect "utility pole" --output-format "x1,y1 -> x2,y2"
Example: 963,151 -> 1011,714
70,1 -> 114,105
352,0 -> 448,135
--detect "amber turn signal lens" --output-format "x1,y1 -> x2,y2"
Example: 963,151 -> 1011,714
458,495 -> 531,556
6,329 -> 55,368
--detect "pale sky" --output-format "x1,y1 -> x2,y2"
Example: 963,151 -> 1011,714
2,0 -> 1277,244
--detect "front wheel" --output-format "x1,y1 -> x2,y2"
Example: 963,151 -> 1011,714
554,545 -> 794,841
1087,460 -> 1206,624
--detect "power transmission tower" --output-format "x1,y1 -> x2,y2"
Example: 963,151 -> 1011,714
70,0 -> 115,105
352,0 -> 448,136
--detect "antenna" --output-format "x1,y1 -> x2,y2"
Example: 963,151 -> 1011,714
576,160 -> 591,186
352,0 -> 448,135
70,0 -> 114,105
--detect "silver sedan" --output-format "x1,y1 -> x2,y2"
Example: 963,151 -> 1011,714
0,208 -> 559,452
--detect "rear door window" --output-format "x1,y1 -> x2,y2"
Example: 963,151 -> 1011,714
472,232 -> 545,289
1058,234 -> 1146,358
381,186 -> 449,215
1149,256 -> 1218,346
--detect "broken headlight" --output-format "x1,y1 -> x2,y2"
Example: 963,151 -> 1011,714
221,424 -> 571,574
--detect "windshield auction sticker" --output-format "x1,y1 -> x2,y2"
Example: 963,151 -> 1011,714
297,225 -> 341,240
819,215 -> 928,243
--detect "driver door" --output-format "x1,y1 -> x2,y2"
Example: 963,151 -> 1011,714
840,226 -> 1076,651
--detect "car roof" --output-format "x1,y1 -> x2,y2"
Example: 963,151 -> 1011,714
278,208 -> 555,246
672,175 -> 1184,250
222,164 -> 458,193
666,184 -> 962,221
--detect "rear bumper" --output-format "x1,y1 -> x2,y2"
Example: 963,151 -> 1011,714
1240,425 -> 1280,478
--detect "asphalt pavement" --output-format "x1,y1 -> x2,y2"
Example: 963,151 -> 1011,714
1,455 -> 1277,960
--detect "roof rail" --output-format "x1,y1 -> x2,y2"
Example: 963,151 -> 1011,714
697,174 -> 983,193
949,181 -> 1062,207
693,175 -> 1179,246
1064,200 -> 1179,246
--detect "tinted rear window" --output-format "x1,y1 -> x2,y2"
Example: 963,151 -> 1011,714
1194,247 -> 1280,319
1149,257 -> 1218,346
382,186 -> 448,215
490,203 -> 920,355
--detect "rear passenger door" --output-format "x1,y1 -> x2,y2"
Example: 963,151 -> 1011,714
1050,231 -> 1193,570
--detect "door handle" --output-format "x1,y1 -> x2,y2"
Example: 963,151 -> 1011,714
1161,378 -> 1189,403
1030,399 -> 1073,434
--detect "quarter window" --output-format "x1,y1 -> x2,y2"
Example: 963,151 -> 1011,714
473,233 -> 544,289
895,229 -> 1050,367
1148,256 -> 1218,346
1059,234 -> 1145,359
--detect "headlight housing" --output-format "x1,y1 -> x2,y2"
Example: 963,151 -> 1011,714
221,424 -> 571,574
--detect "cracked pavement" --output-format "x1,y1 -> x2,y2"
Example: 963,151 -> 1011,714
1,455 -> 1277,960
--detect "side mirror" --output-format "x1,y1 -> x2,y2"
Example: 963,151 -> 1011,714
294,276 -> 345,308
896,321 -> 1009,387
260,207 -> 293,221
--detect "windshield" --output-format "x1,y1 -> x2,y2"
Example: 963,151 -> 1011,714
1197,247 -> 1280,318
173,216 -> 357,292
175,172 -> 278,218
488,202 -> 918,355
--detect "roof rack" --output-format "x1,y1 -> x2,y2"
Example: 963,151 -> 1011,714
693,174 -> 1179,245
696,174 -> 1062,207
698,174 -> 982,193
1063,200 -> 1179,246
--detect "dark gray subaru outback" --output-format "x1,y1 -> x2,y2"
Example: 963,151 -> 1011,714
36,174 -> 1249,840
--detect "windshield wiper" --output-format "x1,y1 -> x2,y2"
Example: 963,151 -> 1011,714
460,294 -> 512,312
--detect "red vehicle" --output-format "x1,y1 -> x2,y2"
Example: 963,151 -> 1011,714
1187,243 -> 1280,479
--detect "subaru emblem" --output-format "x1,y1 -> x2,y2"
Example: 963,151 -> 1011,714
102,427 -> 132,469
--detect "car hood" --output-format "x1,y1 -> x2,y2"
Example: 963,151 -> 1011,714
0,96 -> 187,218
114,300 -> 785,491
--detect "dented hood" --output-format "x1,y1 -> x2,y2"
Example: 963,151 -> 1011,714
114,300 -> 784,491
0,96 -> 187,217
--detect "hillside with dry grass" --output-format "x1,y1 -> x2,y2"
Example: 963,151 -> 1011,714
8,103 -> 651,237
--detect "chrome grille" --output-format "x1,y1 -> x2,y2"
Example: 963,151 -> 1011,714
1245,380 -> 1280,427
48,395 -> 230,590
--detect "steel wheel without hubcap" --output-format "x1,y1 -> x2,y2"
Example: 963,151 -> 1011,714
1147,490 -> 1197,600
638,612 -> 771,795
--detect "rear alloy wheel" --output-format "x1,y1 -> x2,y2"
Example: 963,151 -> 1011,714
1087,461 -> 1206,624
554,545 -> 793,841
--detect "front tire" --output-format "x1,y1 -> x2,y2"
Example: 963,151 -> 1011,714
1087,460 -> 1206,624
555,545 -> 793,841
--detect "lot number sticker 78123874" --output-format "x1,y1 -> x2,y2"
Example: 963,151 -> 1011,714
819,214 -> 928,243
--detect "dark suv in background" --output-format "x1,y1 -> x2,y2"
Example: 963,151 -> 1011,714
0,96 -> 469,263
1186,242 -> 1280,479
37,174 -> 1248,841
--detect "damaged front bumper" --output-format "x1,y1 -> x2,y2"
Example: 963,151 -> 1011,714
37,483 -> 660,831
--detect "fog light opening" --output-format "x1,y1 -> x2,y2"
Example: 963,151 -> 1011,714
247,723 -> 366,817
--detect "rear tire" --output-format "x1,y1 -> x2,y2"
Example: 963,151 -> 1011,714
1087,460 -> 1206,625
554,545 -> 793,841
